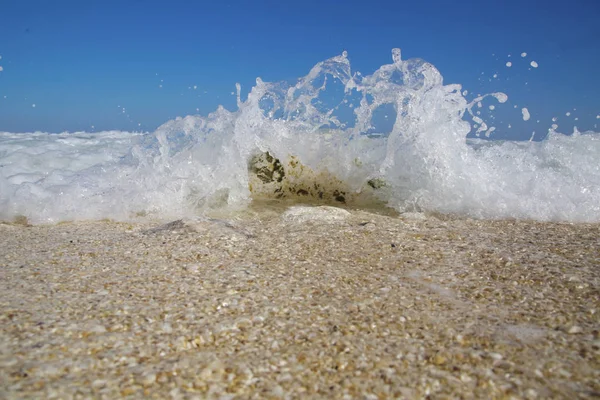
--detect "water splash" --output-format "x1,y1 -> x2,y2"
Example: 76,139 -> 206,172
1,49 -> 599,223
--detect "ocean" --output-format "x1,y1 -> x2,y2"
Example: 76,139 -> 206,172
1,49 -> 599,224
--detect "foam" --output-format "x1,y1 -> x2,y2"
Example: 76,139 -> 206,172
1,50 -> 599,223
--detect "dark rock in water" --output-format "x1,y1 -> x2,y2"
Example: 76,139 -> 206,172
333,190 -> 346,203
249,151 -> 285,184
248,151 -> 386,208
367,178 -> 386,189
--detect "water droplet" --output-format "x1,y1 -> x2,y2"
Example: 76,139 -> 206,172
391,48 -> 402,64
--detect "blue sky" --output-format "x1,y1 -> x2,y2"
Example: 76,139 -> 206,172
0,0 -> 598,139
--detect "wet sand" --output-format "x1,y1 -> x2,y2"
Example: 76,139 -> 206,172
1,206 -> 599,399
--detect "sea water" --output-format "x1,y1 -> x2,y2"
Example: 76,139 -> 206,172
1,49 -> 599,223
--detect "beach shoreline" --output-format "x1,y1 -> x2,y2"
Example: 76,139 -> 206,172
1,207 -> 599,399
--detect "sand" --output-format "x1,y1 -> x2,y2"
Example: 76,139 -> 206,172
1,205 -> 599,399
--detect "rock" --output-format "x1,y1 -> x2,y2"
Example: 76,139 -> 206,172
281,206 -> 351,223
141,372 -> 156,386
90,324 -> 107,334
568,325 -> 583,334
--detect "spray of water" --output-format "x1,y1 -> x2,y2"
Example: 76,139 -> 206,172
1,49 -> 599,223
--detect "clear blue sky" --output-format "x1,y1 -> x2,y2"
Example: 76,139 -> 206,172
0,0 -> 598,138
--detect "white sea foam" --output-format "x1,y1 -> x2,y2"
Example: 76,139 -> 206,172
1,49 -> 599,223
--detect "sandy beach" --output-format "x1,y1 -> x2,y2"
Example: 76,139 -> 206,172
1,205 -> 598,399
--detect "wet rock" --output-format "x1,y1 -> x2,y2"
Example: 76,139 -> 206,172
281,206 -> 351,223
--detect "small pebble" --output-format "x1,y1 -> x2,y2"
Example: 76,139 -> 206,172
141,373 -> 156,386
568,326 -> 583,334
90,324 -> 106,333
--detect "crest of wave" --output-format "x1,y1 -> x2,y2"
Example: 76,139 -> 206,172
134,49 -> 474,213
1,48 -> 598,222
137,48 -> 599,222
